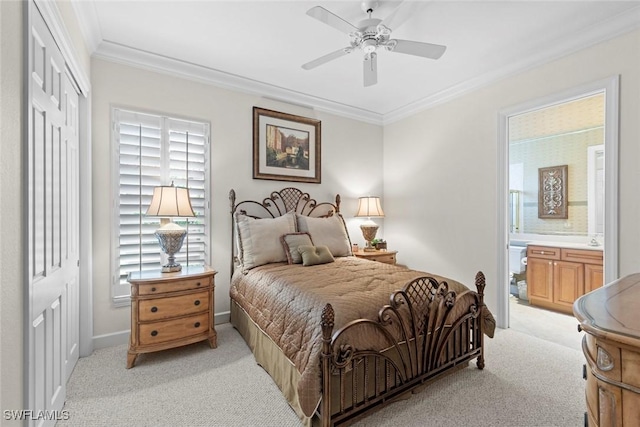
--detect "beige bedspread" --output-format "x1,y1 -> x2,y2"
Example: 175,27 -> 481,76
229,256 -> 495,417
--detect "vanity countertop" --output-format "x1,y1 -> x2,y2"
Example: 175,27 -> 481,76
526,241 -> 603,251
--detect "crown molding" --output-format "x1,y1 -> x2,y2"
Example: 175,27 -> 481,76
70,0 -> 102,54
382,6 -> 640,125
93,41 -> 384,125
75,2 -> 640,126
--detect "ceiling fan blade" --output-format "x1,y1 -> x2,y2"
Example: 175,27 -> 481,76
390,39 -> 447,60
302,47 -> 352,70
363,53 -> 377,87
306,6 -> 358,34
379,1 -> 426,31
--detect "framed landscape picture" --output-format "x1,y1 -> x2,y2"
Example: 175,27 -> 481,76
253,107 -> 321,183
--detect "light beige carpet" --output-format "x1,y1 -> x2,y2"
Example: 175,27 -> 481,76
57,323 -> 585,427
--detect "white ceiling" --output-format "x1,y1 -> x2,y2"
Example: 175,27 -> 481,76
72,1 -> 640,124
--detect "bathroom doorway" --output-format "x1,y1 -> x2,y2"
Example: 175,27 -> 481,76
496,77 -> 619,332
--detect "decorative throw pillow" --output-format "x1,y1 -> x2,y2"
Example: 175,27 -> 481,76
297,245 -> 335,266
235,211 -> 296,271
281,232 -> 314,264
296,214 -> 352,257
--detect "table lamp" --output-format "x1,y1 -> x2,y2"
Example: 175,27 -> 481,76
354,196 -> 385,252
146,183 -> 196,272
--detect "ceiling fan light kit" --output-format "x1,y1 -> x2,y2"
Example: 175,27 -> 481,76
302,0 -> 447,87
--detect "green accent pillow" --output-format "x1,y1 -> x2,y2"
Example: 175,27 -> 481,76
297,245 -> 335,266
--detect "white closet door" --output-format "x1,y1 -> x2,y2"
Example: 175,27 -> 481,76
28,4 -> 80,425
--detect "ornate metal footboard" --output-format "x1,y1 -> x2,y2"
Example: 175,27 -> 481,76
318,272 -> 487,426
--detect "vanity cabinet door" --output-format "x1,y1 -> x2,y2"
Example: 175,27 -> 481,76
527,257 -> 553,303
585,264 -> 604,294
553,260 -> 584,310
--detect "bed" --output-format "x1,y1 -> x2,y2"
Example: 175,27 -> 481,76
228,187 -> 495,426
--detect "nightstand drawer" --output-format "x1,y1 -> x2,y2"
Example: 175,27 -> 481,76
139,312 -> 209,346
370,253 -> 396,264
353,250 -> 398,265
139,290 -> 208,322
137,277 -> 211,296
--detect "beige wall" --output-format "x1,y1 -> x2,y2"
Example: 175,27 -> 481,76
90,58 -> 384,338
383,29 -> 640,315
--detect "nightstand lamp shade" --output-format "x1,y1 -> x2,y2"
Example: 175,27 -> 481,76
354,196 -> 385,252
146,184 -> 196,273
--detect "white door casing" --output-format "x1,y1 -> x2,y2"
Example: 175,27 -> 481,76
496,76 -> 619,329
27,4 -> 80,425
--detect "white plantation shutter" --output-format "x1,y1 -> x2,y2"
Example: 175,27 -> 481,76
112,109 -> 210,301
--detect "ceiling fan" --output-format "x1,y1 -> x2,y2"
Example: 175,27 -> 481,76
301,1 -> 447,87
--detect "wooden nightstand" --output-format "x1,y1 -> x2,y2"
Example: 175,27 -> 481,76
127,265 -> 217,368
353,250 -> 397,265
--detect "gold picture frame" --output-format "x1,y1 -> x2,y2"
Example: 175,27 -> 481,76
253,107 -> 321,183
538,165 -> 568,219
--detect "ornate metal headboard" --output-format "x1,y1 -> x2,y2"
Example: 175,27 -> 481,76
229,187 -> 341,275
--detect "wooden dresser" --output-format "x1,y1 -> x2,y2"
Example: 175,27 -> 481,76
353,249 -> 397,265
127,266 -> 217,368
527,245 -> 603,314
574,273 -> 640,426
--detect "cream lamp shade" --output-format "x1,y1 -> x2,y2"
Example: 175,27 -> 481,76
146,185 -> 196,218
146,183 -> 196,272
354,196 -> 385,218
354,196 -> 385,252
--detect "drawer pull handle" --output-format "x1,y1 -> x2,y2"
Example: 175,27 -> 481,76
540,251 -> 544,255
194,322 -> 201,328
596,347 -> 614,371
583,364 -> 587,380
196,282 -> 201,287
151,330 -> 158,337
194,300 -> 201,306
151,307 -> 158,313
578,324 -> 582,333
151,287 -> 157,292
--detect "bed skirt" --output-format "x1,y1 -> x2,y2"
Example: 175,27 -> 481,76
231,299 -> 315,426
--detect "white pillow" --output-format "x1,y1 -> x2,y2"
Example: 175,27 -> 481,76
236,211 -> 296,271
296,214 -> 352,257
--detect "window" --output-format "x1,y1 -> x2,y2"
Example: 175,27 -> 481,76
112,108 -> 210,304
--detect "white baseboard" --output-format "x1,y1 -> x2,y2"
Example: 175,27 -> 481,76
91,311 -> 231,350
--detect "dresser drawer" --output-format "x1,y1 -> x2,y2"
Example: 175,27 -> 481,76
139,312 -> 209,346
139,290 -> 209,322
137,276 -> 211,296
527,245 -> 560,260
622,349 -> 640,389
561,248 -> 603,265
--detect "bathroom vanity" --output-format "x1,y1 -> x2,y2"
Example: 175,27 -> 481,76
526,243 -> 603,314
